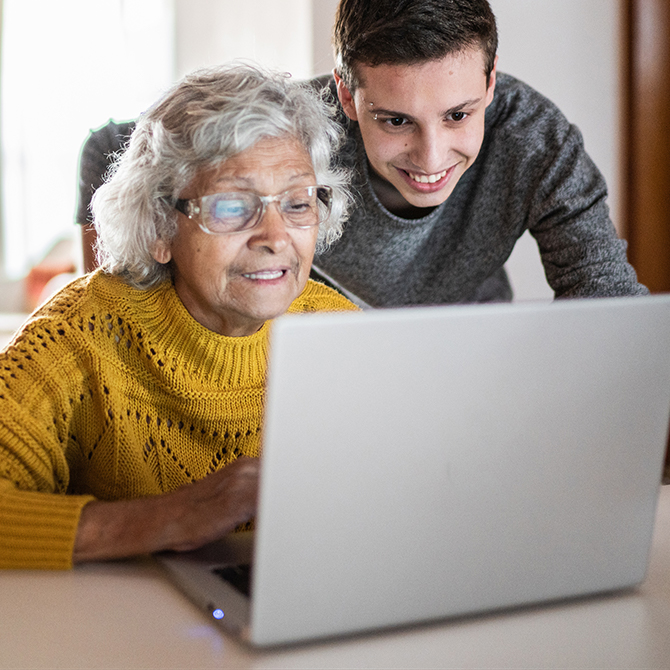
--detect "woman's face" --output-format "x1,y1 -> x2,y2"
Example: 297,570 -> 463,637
157,136 -> 320,337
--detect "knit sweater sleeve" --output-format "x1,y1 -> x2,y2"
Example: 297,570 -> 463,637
0,480 -> 93,569
0,313 -> 96,569
524,125 -> 644,297
482,74 -> 647,298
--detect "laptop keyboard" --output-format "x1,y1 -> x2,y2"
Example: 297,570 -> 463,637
212,564 -> 252,597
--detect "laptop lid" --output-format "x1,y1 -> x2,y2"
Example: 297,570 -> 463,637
158,295 -> 670,647
248,295 -> 670,645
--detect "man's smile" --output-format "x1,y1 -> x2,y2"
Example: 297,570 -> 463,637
395,164 -> 458,194
407,168 -> 448,184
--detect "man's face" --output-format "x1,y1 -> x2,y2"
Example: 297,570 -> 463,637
336,48 -> 497,212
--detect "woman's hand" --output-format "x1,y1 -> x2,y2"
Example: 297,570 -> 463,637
73,457 -> 260,563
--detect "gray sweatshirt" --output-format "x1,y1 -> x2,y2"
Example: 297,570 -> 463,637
313,73 -> 647,307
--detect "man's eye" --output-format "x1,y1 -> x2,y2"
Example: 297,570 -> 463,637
387,117 -> 407,127
449,111 -> 468,122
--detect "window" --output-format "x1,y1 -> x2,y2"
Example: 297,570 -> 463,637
0,0 -> 174,279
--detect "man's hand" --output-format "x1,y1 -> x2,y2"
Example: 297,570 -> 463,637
73,457 -> 260,563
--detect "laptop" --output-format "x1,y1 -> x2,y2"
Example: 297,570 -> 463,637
157,294 -> 670,647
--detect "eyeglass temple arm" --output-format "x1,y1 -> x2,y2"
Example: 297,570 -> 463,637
174,199 -> 198,217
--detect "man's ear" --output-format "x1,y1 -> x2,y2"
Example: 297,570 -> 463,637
485,55 -> 498,107
151,239 -> 172,264
333,69 -> 359,121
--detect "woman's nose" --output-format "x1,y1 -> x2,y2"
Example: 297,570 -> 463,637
247,201 -> 290,253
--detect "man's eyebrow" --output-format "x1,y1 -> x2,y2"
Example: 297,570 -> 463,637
369,107 -> 415,120
370,97 -> 484,119
442,97 -> 484,115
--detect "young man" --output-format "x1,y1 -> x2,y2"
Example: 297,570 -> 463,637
77,0 -> 646,304
309,0 -> 647,306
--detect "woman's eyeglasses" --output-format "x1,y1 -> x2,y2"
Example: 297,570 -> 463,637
174,185 -> 332,235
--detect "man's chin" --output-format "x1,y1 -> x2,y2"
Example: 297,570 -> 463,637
396,183 -> 455,209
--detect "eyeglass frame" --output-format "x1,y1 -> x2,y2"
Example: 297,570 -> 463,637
173,184 -> 333,235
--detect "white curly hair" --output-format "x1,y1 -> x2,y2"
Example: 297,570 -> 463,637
93,62 -> 351,288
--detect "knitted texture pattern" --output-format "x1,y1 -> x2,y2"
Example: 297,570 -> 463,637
0,271 -> 357,569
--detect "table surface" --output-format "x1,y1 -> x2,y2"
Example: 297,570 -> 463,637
2,486 -> 670,670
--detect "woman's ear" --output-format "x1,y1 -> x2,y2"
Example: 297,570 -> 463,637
151,239 -> 172,264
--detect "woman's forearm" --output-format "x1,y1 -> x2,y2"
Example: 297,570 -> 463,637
73,495 -> 174,562
73,457 -> 260,563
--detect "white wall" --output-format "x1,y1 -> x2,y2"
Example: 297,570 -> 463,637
492,0 -> 621,228
0,0 -> 174,281
312,0 -> 340,74
174,0 -> 313,80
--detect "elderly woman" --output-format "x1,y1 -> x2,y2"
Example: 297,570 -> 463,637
0,64 -> 357,569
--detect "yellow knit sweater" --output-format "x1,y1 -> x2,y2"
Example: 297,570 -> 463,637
0,271 -> 357,569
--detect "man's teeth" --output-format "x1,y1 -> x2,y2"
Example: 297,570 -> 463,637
243,270 -> 284,280
408,169 -> 448,184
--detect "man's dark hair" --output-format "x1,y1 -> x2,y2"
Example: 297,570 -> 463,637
333,0 -> 498,90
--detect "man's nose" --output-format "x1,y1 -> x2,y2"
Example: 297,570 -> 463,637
408,126 -> 449,174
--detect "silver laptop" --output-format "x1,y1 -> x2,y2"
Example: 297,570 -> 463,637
157,295 -> 670,647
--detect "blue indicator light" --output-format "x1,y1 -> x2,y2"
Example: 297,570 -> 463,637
212,609 -> 225,620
